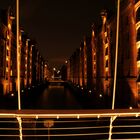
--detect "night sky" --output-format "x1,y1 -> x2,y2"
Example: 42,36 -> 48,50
0,0 -> 115,68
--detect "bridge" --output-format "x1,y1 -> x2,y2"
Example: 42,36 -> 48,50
0,109 -> 140,140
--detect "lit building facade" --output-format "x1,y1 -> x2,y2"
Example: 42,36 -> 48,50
67,0 -> 140,107
0,8 -> 50,95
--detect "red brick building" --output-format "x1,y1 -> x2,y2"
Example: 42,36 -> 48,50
67,0 -> 140,108
0,8 -> 50,95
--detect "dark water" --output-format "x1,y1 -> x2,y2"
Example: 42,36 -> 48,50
0,82 -> 82,109
34,85 -> 82,109
0,83 -> 140,140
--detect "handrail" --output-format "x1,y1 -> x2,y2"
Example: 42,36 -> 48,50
0,109 -> 139,118
0,110 -> 139,140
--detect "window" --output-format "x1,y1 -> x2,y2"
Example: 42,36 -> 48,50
105,36 -> 108,44
137,28 -> 140,41
105,72 -> 108,80
105,47 -> 108,55
7,50 -> 8,56
138,83 -> 140,94
93,54 -> 96,60
136,7 -> 140,23
105,60 -> 108,67
137,48 -> 140,61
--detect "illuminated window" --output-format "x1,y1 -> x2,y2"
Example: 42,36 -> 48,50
10,70 -> 12,76
104,32 -> 107,37
6,67 -> 8,72
138,67 -> 140,74
6,57 -> 8,61
8,23 -> 11,30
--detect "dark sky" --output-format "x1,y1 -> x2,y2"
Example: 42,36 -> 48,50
0,0 -> 115,68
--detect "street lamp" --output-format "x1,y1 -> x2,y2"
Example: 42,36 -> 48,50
109,0 -> 120,140
16,1 -> 23,140
16,0 -> 21,111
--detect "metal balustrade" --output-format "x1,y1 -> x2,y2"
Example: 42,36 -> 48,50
0,109 -> 139,140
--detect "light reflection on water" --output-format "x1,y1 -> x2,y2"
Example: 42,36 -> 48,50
35,84 -> 82,109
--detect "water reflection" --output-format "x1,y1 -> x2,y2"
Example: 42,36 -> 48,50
30,84 -> 82,109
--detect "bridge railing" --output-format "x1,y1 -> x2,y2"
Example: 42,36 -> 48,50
0,109 -> 140,140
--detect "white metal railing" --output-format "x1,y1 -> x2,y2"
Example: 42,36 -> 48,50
0,109 -> 140,140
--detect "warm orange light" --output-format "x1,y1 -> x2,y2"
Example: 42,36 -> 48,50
92,31 -> 95,37
137,61 -> 140,67
6,46 -> 9,50
10,16 -> 15,20
10,70 -> 12,76
11,93 -> 14,97
6,57 -> 9,61
19,35 -> 21,41
84,40 -> 86,46
129,106 -> 133,110
7,35 -> 9,39
105,67 -> 108,71
8,23 -> 11,30
136,41 -> 140,49
104,31 -> 107,37
6,67 -> 8,72
105,43 -> 108,48
105,55 -> 109,60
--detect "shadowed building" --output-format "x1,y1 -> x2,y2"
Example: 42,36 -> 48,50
0,8 -> 50,95
67,0 -> 140,108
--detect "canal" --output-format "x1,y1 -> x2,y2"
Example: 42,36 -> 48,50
0,82 -> 83,110
26,82 -> 82,109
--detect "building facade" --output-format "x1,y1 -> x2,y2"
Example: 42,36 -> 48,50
67,0 -> 140,108
0,8 -> 50,95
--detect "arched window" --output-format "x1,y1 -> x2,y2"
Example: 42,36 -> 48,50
137,48 -> 140,61
136,7 -> 140,23
137,28 -> 140,41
